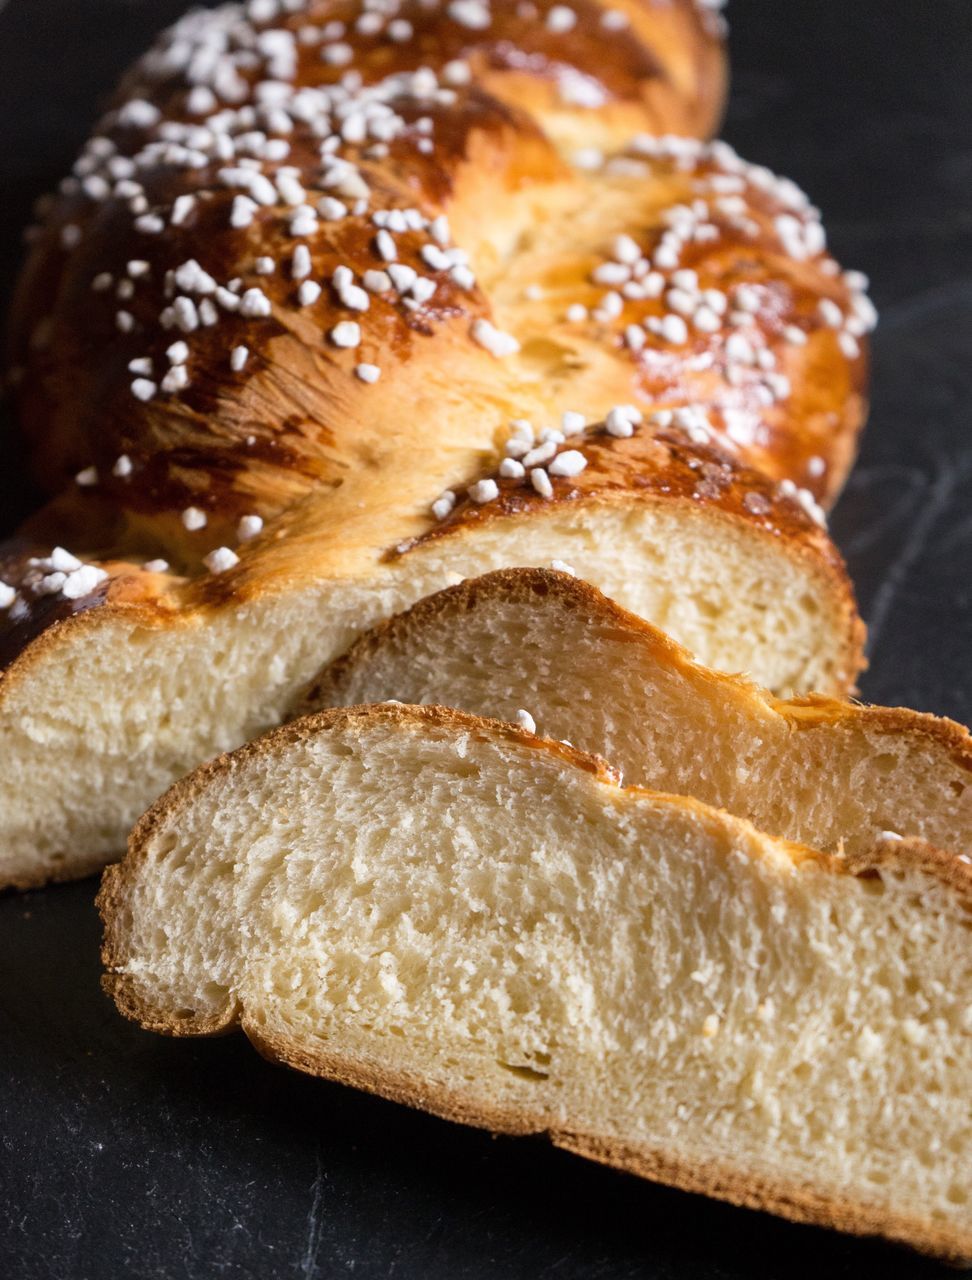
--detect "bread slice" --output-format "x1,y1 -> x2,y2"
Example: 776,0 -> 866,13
99,704 -> 972,1262
293,569 -> 972,860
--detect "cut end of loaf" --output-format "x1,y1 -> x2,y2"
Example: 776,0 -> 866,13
99,704 -> 972,1264
0,485 -> 864,890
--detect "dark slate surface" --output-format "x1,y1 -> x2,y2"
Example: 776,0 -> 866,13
0,2 -> 969,1276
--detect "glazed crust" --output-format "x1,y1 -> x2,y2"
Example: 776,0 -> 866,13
7,0 -> 725,529
0,0 -> 868,678
98,702 -> 972,1266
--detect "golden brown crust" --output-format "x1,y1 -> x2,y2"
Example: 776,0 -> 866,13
0,0 -> 865,676
7,1 -> 724,521
98,700 -> 972,1265
843,834 -> 972,904
8,126 -> 868,548
395,422 -> 840,553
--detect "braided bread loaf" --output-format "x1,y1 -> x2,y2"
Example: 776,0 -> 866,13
0,0 -> 874,888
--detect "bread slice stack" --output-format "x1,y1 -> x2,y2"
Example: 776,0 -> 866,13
100,702 -> 972,1264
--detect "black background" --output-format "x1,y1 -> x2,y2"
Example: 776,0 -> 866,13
1,2 -> 970,1276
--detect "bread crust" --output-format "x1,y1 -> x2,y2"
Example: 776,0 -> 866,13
98,702 -> 972,1265
7,2 -> 728,526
